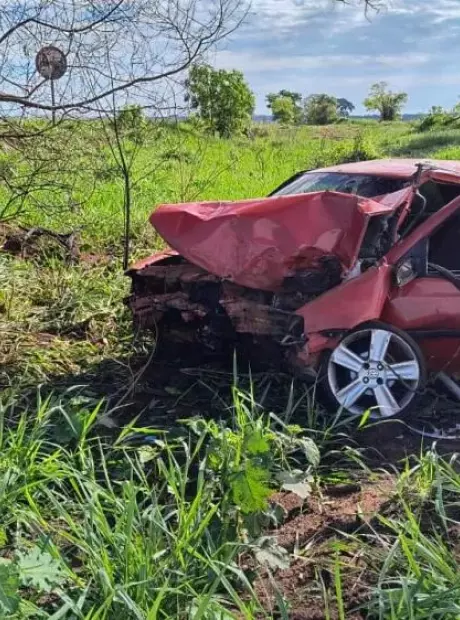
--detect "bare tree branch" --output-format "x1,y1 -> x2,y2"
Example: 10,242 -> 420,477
0,0 -> 247,226
0,0 -> 247,113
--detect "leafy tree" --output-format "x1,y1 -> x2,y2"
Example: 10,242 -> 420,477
337,98 -> 355,117
186,64 -> 255,137
114,104 -> 147,144
364,82 -> 408,121
266,90 -> 302,122
269,96 -> 297,125
278,90 -> 302,105
304,94 -> 338,125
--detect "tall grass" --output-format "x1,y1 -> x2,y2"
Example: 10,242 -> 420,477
0,382 -> 322,619
4,120 -> 386,251
364,450 -> 460,619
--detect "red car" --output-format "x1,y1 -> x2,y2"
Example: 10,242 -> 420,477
126,159 -> 460,419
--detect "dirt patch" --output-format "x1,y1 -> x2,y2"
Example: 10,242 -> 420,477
272,476 -> 395,551
1,224 -> 114,268
270,491 -> 305,521
253,476 -> 396,618
1,225 -> 79,263
357,414 -> 460,464
254,553 -> 371,619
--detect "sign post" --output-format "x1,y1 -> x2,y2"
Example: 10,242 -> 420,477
35,46 -> 68,125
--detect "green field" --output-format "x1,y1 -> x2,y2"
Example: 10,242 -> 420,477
2,119 -> 460,618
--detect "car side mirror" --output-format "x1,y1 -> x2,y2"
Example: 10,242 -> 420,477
394,258 -> 417,287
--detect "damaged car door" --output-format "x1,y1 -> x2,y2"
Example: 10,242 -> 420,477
383,195 -> 460,373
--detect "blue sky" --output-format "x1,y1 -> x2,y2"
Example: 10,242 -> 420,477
209,0 -> 460,114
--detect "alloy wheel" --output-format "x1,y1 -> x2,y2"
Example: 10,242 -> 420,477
327,327 -> 422,418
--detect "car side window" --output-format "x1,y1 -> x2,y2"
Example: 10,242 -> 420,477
428,213 -> 460,272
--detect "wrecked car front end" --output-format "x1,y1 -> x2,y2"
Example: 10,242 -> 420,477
127,255 -> 307,370
126,186 -> 412,374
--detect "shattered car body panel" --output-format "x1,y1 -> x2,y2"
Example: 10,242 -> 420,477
126,159 -> 460,380
150,190 -> 410,290
127,258 -> 306,366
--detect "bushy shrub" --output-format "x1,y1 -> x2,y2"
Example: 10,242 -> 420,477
418,105 -> 460,132
113,104 -> 148,144
338,132 -> 381,163
186,64 -> 255,138
248,124 -> 271,139
304,94 -> 338,125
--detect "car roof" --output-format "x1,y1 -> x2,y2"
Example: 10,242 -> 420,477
314,158 -> 460,180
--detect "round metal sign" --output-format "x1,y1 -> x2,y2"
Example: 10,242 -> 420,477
35,46 -> 67,80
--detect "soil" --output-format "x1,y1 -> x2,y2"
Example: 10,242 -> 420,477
253,476 -> 396,619
79,252 -> 112,266
132,359 -> 460,462
46,350 -> 460,461
1,223 -> 78,262
1,223 -> 113,267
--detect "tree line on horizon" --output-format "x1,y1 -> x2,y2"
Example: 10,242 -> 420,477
185,64 -> 410,137
266,84 -> 407,125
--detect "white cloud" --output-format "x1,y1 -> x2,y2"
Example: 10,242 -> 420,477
213,49 -> 431,72
238,0 -> 460,39
209,0 -> 460,113
387,0 -> 460,22
243,0 -> 370,35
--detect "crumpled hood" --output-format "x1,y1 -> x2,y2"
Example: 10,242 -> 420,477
150,189 -> 411,290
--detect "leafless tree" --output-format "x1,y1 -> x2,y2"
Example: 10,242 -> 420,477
0,0 -> 246,116
0,0 -> 247,237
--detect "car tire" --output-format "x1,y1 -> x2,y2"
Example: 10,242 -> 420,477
320,321 -> 427,420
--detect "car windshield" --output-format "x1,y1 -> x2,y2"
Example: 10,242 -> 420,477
272,171 -> 408,198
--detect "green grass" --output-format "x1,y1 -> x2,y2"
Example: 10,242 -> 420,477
0,383 -> 323,618
4,118 -> 460,617
367,451 -> 460,619
386,128 -> 460,158
3,121 -> 387,251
